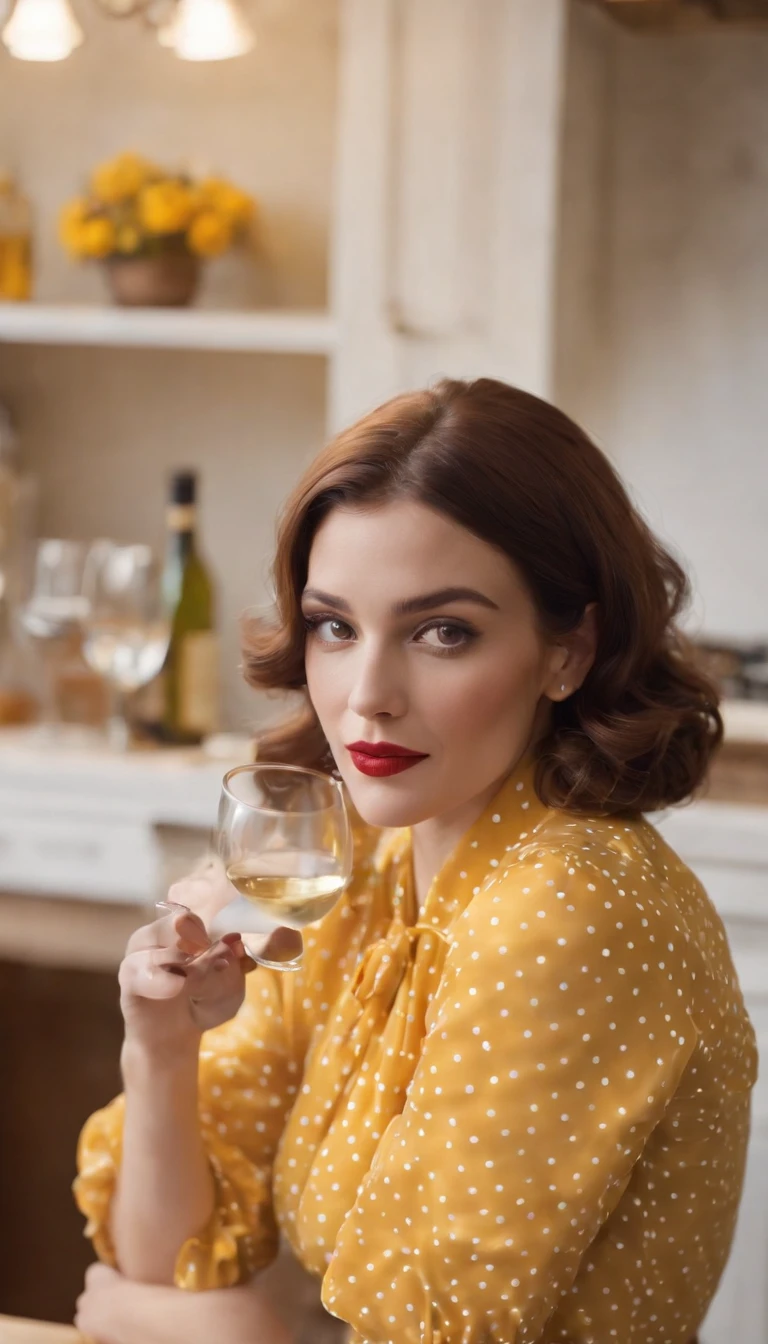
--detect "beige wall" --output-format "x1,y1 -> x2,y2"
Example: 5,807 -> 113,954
556,6 -> 768,642
0,0 -> 338,730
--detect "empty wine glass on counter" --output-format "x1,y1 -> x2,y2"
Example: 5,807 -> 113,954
215,763 -> 353,971
17,538 -> 89,740
81,541 -> 170,750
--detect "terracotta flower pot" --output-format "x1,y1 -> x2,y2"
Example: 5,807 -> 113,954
105,253 -> 201,308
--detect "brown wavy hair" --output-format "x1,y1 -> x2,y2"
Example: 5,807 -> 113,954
243,377 -> 721,816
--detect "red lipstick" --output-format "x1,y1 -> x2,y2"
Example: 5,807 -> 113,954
346,740 -> 429,778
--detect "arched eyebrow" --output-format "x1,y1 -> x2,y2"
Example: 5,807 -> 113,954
301,586 -> 500,616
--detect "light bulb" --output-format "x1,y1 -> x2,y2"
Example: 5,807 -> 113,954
2,0 -> 83,60
160,0 -> 254,61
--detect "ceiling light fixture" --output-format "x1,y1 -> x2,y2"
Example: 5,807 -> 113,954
2,0 -> 84,61
159,0 -> 254,60
1,0 -> 254,61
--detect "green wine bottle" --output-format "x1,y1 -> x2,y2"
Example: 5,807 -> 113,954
157,469 -> 219,745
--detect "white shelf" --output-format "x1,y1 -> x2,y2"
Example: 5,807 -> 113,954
0,303 -> 337,355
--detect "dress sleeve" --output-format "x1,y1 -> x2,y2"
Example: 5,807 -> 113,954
74,966 -> 300,1289
322,845 -> 698,1343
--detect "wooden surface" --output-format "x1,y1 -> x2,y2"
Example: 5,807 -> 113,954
0,1318 -> 81,1343
0,961 -> 123,1323
706,740 -> 768,807
0,892 -> 145,972
587,0 -> 768,26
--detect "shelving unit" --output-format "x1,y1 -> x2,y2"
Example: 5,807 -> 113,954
0,303 -> 337,356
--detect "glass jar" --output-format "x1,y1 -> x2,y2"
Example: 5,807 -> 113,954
0,174 -> 33,302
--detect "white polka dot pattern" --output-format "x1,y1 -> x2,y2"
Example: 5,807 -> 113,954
75,761 -> 757,1344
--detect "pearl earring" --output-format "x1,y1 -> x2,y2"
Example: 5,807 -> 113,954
560,684 -> 567,694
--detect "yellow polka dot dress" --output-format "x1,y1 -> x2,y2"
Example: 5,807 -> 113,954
75,760 -> 757,1343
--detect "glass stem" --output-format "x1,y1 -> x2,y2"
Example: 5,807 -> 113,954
107,684 -> 130,751
39,657 -> 60,731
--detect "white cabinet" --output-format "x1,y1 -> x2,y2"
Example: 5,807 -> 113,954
0,735 -> 226,902
329,0 -> 568,429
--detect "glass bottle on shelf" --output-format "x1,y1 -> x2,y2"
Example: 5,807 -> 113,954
135,470 -> 219,745
0,174 -> 33,302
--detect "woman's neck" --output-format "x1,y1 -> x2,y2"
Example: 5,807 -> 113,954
410,769 -> 510,910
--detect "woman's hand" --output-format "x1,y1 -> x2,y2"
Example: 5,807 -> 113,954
75,1263 -> 292,1344
119,900 -> 250,1060
119,857 -> 301,1061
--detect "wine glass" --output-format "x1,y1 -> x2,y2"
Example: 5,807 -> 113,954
215,763 -> 353,971
81,541 -> 170,750
17,538 -> 89,740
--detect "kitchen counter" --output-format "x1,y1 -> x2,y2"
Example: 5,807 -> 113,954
0,728 -> 247,915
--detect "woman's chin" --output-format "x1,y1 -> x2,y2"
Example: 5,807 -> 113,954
340,771 -> 435,830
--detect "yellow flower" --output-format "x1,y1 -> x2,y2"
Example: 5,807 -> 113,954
91,153 -> 153,206
81,217 -> 117,259
139,181 -> 194,236
196,177 -> 255,229
116,225 -> 141,255
187,210 -> 234,258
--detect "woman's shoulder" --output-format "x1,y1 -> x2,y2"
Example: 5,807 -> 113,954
510,807 -> 670,885
467,805 -> 689,949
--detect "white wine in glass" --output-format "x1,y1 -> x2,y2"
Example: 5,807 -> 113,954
217,763 -> 353,971
225,853 -> 348,927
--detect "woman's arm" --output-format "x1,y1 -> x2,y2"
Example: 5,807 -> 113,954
75,867 -> 299,1288
75,1264 -> 293,1344
109,899 -> 248,1282
114,1036 -> 215,1284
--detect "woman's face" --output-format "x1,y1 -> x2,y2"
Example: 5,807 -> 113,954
302,498 -> 567,829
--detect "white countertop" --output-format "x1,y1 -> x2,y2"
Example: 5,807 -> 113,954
0,727 -> 243,828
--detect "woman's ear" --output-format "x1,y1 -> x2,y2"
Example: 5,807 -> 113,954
546,603 -> 599,702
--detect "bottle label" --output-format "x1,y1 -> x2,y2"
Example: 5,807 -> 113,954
178,631 -> 219,735
166,504 -> 197,532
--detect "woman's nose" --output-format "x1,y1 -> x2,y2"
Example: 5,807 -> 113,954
347,646 -> 408,721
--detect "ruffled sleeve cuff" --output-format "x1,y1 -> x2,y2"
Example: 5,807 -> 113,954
72,1095 -> 125,1268
172,1140 -> 279,1289
73,1096 -> 280,1289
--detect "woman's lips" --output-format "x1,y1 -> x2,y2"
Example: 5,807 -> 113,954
347,748 -> 429,778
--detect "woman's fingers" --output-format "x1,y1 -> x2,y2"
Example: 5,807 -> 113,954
84,1262 -> 121,1290
126,909 -> 210,958
121,936 -> 245,1002
119,946 -> 194,1000
259,926 -> 303,964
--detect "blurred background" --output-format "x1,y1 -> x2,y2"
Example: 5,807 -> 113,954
0,1 -> 766,1340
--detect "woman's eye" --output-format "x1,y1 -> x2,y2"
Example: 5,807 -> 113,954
306,616 -> 353,642
417,623 -> 472,651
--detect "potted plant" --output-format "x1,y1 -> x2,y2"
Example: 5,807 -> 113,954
59,152 -> 256,307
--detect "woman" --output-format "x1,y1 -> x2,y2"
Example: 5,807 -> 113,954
75,378 -> 756,1344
